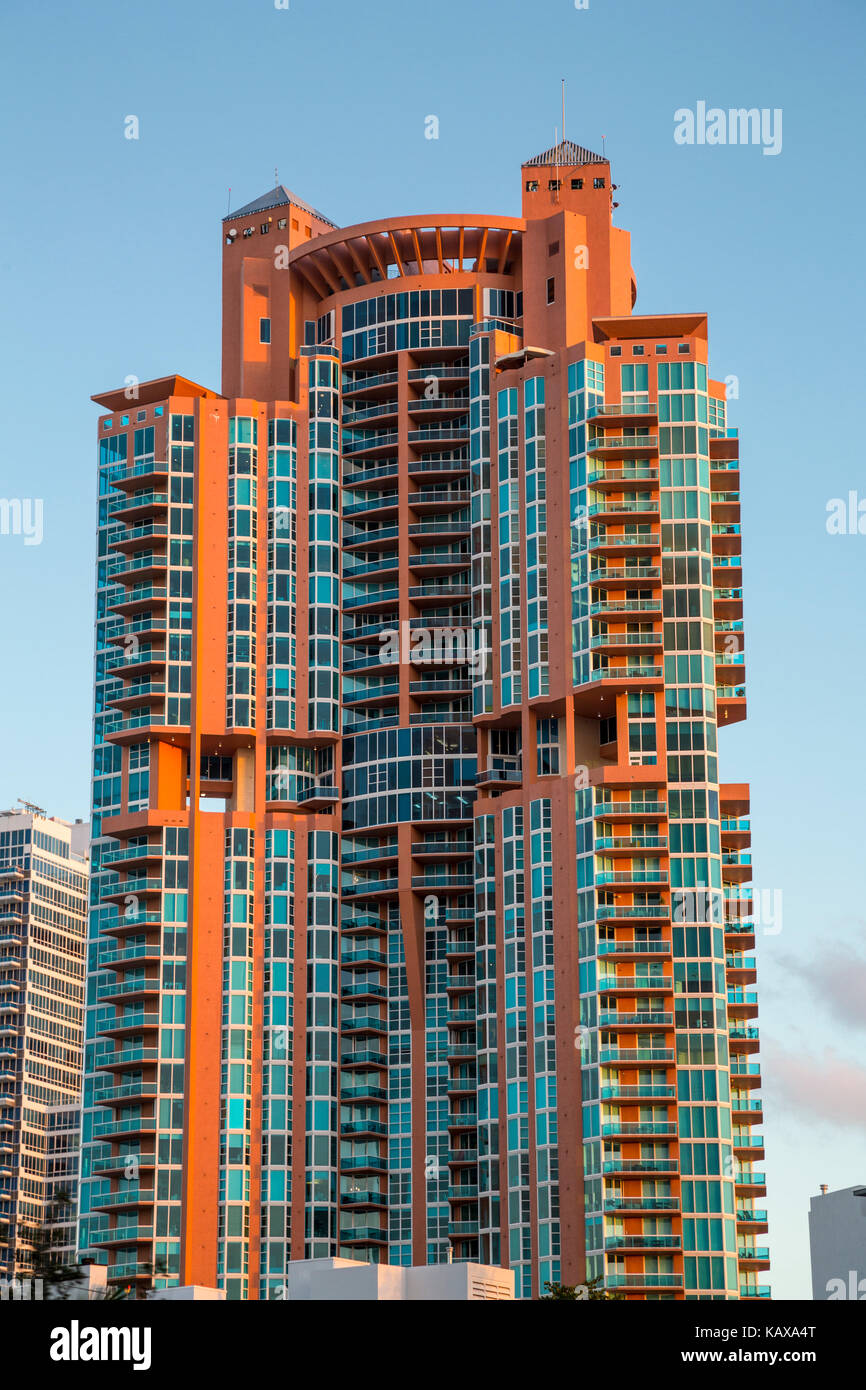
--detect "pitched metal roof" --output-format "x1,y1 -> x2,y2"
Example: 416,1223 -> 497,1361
223,184 -> 338,228
523,140 -> 605,168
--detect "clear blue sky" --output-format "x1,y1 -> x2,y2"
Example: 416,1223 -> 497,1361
1,0 -> 864,1299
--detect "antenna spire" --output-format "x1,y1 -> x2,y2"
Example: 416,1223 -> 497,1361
562,79 -> 566,144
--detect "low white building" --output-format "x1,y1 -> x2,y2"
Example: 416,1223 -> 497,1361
279,1257 -> 514,1301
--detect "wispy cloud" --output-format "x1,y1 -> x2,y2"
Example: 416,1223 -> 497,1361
779,925 -> 866,1031
763,1042 -> 866,1132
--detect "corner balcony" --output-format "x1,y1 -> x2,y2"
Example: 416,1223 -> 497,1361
343,524 -> 400,553
96,1080 -> 159,1108
107,584 -> 168,618
103,852 -> 166,883
342,369 -> 399,398
729,1024 -> 760,1053
106,682 -> 166,713
101,877 -> 161,905
341,399 -> 398,427
106,552 -> 168,586
727,988 -> 759,1018
732,1096 -> 762,1123
730,1060 -> 762,1088
341,876 -> 398,900
110,460 -> 169,491
96,976 -> 160,1008
736,1208 -> 769,1234
90,1187 -> 155,1215
92,1113 -> 157,1142
109,522 -> 169,554
91,1153 -> 157,1178
711,522 -> 742,557
343,430 -> 400,459
734,1171 -> 767,1197
343,460 -> 400,488
342,491 -> 399,522
94,1045 -> 159,1073
97,1011 -> 160,1040
107,490 -> 168,523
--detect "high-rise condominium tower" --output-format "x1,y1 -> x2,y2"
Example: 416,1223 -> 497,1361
79,142 -> 768,1300
0,807 -> 88,1282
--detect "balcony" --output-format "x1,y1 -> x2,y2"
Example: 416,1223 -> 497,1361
596,904 -> 669,923
107,490 -> 168,523
600,1048 -> 675,1066
586,399 -> 658,426
604,1234 -> 681,1251
603,1195 -> 679,1213
474,759 -> 522,790
602,1156 -> 678,1174
587,434 -> 659,457
606,1273 -> 683,1289
110,460 -> 169,491
339,1227 -> 388,1245
588,531 -> 660,556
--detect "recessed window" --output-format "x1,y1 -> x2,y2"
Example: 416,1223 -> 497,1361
525,179 -> 539,192
678,343 -> 690,354
571,178 -> 583,190
121,415 -> 129,425
260,223 -> 270,235
609,346 -> 622,357
632,345 -> 645,356
305,226 -> 312,238
548,241 -> 560,256
546,277 -> 556,304
655,344 -> 668,355
548,179 -> 561,191
102,418 -> 112,430
242,227 -> 253,238
136,410 -> 146,421
594,177 -> 606,189
259,317 -> 271,344
291,218 -> 299,231
155,407 -> 164,417
277,218 -> 287,229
